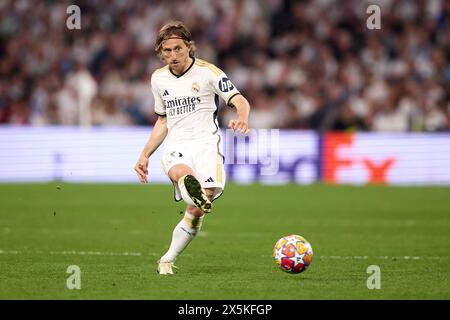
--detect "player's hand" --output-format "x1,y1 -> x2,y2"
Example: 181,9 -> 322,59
228,118 -> 250,135
134,156 -> 149,183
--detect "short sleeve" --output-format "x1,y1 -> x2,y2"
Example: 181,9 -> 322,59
151,75 -> 166,116
210,71 -> 241,107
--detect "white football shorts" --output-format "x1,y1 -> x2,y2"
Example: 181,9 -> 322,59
161,142 -> 226,202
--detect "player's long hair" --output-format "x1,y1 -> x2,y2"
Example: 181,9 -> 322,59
155,21 -> 196,60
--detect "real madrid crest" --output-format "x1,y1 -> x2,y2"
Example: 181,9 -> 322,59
191,82 -> 200,93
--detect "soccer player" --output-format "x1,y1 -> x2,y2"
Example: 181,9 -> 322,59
134,21 -> 251,275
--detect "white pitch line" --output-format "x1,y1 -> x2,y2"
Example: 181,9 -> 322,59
0,249 -> 193,257
0,250 -> 448,260
0,249 -> 143,257
265,254 -> 450,260
0,250 -> 21,254
317,255 -> 450,260
49,250 -> 142,256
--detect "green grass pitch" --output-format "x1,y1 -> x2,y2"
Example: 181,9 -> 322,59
0,183 -> 449,299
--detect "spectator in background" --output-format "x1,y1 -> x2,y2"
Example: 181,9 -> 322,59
92,95 -> 132,126
0,0 -> 448,132
330,102 -> 368,132
65,60 -> 98,126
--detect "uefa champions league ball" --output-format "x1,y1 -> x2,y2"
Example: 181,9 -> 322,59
273,234 -> 313,274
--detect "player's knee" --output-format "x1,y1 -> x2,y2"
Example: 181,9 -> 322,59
187,205 -> 204,217
169,164 -> 194,182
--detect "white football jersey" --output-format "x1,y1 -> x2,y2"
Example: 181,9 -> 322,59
151,58 -> 240,148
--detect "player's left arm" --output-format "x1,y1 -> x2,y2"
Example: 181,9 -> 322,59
228,94 -> 251,134
209,65 -> 251,134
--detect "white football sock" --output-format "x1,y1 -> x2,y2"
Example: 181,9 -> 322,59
160,211 -> 204,263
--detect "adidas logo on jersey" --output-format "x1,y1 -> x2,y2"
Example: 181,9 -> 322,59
204,177 -> 214,183
162,89 -> 170,96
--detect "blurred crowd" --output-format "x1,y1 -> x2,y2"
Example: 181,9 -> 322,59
1,0 -> 449,132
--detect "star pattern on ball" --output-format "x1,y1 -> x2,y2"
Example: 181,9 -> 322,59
273,234 -> 313,274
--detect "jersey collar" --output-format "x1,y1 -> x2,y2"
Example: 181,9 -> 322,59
169,57 -> 195,78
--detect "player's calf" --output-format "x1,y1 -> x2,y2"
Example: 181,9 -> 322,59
158,208 -> 205,274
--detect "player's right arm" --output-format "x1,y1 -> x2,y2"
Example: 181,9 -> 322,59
134,115 -> 168,183
135,72 -> 168,183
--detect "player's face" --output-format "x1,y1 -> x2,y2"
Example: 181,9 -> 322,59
161,38 -> 191,75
